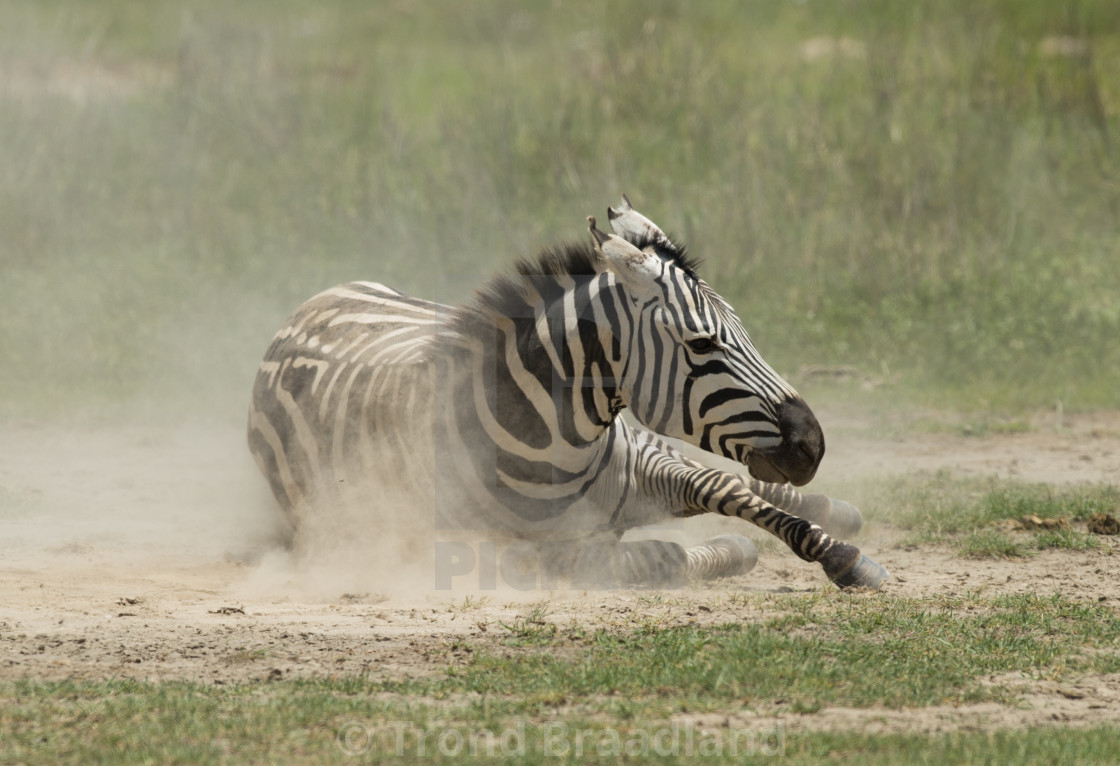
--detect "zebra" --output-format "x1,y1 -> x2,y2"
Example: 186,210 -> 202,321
247,196 -> 888,590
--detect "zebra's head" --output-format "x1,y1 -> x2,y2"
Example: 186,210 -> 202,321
590,196 -> 825,486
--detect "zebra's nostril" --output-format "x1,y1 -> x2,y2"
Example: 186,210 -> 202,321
772,396 -> 825,483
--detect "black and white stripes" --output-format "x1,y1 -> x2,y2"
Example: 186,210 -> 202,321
247,196 -> 888,589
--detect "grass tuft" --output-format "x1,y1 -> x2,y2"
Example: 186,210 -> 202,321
958,529 -> 1031,558
874,474 -> 1120,555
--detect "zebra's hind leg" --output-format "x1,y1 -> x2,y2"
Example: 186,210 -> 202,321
684,535 -> 758,582
570,539 -> 688,589
565,535 -> 758,589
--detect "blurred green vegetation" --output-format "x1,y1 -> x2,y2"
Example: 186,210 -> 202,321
1,0 -> 1118,422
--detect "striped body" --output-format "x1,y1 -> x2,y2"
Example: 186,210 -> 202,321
248,198 -> 886,589
249,278 -> 689,543
248,283 -> 444,522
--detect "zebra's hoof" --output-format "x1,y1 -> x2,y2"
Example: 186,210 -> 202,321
829,553 -> 890,591
824,499 -> 863,540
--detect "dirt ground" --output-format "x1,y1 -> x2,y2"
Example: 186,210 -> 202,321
1,409 -> 1118,735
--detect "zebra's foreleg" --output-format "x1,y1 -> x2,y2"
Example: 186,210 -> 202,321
631,430 -> 863,539
628,437 -> 886,588
745,479 -> 864,540
732,496 -> 888,589
672,466 -> 888,590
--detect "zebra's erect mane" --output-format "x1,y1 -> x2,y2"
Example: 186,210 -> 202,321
449,236 -> 702,338
448,243 -> 600,338
517,242 -> 602,280
523,231 -> 699,281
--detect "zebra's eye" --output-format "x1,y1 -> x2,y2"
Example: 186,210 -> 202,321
686,336 -> 718,354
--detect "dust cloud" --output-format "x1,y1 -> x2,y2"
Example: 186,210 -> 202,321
0,419 -> 451,604
0,422 -> 269,563
0,405 -> 569,605
239,478 -> 443,603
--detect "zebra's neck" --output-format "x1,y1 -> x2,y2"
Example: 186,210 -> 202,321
445,273 -> 630,500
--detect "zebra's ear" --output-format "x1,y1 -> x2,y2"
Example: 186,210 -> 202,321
606,193 -> 670,249
588,217 -> 664,301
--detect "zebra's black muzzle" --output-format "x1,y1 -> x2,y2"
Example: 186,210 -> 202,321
746,397 -> 824,486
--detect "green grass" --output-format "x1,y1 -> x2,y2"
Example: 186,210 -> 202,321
440,592 -> 1120,710
957,528 -> 1032,558
2,0 -> 1119,421
498,601 -> 559,645
874,473 -> 1120,554
6,690 -> 1119,766
4,591 -> 1119,764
